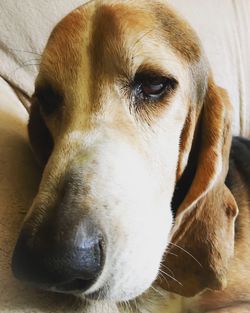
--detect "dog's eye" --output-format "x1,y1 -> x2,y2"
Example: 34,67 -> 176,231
34,85 -> 62,115
133,73 -> 177,101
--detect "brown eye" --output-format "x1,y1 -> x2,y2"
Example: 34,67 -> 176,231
133,72 -> 178,101
142,78 -> 166,96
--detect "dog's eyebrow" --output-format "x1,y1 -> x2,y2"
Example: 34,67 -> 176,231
135,63 -> 178,81
153,4 -> 201,62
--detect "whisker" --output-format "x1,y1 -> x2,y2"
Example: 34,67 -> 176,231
129,300 -> 134,313
165,251 -> 178,257
121,301 -> 127,313
125,300 -> 133,313
158,271 -> 170,288
133,298 -> 139,312
168,242 -> 203,267
159,268 -> 183,286
160,263 -> 175,277
150,286 -> 165,298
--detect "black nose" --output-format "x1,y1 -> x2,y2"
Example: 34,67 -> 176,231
12,220 -> 104,293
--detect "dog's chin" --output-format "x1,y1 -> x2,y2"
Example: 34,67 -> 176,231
40,282 -> 143,303
84,287 -> 135,302
75,278 -> 149,303
84,281 -> 151,303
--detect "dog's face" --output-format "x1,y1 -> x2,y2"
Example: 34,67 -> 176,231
12,0 -> 238,303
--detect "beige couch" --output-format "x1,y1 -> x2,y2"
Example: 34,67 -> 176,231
0,1 -> 249,312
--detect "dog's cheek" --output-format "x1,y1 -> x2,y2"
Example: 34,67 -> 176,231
105,207 -> 173,301
112,178 -> 176,297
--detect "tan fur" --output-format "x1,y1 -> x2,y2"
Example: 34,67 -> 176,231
17,1 -> 250,312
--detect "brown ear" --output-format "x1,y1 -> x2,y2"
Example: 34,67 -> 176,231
28,99 -> 53,167
158,80 -> 238,297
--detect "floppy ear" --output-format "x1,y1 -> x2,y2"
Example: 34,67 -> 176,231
28,98 -> 53,167
158,80 -> 238,297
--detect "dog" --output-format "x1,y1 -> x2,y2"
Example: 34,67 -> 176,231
11,0 -> 250,312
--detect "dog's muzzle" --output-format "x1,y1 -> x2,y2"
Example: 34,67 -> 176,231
11,214 -> 105,294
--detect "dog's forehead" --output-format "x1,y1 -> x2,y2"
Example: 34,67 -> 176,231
89,2 -> 157,74
40,0 -> 201,92
42,1 -> 158,77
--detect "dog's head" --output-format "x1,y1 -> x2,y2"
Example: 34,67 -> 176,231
12,0 -> 238,302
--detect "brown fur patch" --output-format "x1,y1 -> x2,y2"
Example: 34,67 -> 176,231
40,7 -> 88,86
153,3 -> 201,63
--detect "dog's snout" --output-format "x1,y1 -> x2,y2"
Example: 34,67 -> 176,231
11,219 -> 105,293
